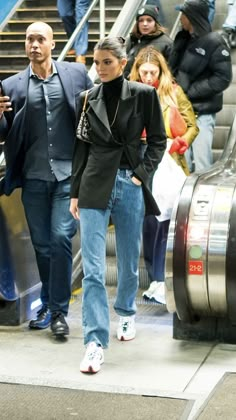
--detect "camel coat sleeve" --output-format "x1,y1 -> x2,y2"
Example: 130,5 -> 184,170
170,85 -> 199,175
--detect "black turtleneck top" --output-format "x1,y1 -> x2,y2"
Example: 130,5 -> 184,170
102,75 -> 131,169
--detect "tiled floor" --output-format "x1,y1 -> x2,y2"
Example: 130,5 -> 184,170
0,287 -> 236,419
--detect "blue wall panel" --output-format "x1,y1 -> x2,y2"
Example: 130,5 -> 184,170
0,0 -> 18,23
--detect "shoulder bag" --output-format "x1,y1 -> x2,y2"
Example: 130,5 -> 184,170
76,90 -> 91,143
163,105 -> 187,139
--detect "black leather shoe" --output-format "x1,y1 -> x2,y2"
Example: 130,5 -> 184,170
29,305 -> 51,329
51,313 -> 69,336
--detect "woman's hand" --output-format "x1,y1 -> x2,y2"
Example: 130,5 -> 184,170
70,198 -> 80,220
169,137 -> 188,155
131,176 -> 142,186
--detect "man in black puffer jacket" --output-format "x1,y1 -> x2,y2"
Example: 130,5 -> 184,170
169,0 -> 232,172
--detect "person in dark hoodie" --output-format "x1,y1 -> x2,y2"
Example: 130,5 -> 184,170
124,5 -> 172,79
222,0 -> 236,48
169,0 -> 232,172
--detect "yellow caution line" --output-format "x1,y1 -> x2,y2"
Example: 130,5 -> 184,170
70,287 -> 83,304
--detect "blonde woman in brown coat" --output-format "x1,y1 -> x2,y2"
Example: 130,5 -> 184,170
130,45 -> 199,176
130,46 -> 199,304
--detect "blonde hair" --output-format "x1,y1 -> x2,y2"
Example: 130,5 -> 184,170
129,46 -> 177,109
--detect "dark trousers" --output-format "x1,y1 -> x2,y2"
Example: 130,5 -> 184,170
143,215 -> 170,282
22,178 -> 77,315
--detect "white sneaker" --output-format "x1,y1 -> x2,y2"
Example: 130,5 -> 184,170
142,281 -> 159,300
80,342 -> 104,374
151,282 -> 166,304
142,281 -> 166,304
117,315 -> 136,341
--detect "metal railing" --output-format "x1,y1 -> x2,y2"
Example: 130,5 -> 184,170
57,0 -> 146,81
88,0 -> 146,81
57,0 -> 100,62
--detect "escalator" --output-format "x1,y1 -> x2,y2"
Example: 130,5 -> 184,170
165,116 -> 236,343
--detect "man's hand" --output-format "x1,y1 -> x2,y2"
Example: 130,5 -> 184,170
0,95 -> 12,118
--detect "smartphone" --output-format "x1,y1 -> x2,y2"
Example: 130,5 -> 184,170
0,80 -> 5,96
0,81 -> 12,111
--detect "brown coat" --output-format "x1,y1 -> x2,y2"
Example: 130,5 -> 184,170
162,84 -> 199,175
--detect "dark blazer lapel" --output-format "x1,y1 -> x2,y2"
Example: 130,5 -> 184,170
55,61 -> 75,115
117,79 -> 135,133
89,85 -> 111,132
15,67 -> 30,104
89,80 -> 135,134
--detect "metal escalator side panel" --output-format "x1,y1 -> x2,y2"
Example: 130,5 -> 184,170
0,153 -> 18,301
226,183 -> 236,324
208,183 -> 234,316
0,204 -> 18,301
185,183 -> 213,317
171,174 -> 199,322
0,190 -> 39,296
165,199 -> 178,314
185,167 -> 234,318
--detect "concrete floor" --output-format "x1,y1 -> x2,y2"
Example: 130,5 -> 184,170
0,287 -> 236,419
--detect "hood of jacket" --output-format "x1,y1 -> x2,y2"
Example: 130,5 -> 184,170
176,0 -> 211,37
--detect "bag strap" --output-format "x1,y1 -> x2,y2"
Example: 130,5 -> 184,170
82,90 -> 89,112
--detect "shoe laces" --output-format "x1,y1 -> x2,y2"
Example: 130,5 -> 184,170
86,343 -> 102,361
37,305 -> 48,316
52,312 -> 64,322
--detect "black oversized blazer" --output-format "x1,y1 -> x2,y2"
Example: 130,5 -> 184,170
71,79 -> 167,215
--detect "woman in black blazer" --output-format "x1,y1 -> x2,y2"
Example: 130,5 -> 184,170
70,37 -> 166,374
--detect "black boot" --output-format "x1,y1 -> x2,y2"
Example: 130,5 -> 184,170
51,312 -> 69,337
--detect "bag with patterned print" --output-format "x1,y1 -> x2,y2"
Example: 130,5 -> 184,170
76,90 -> 91,143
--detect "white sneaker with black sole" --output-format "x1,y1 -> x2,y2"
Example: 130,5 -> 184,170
80,341 -> 104,374
143,281 -> 166,304
151,282 -> 166,304
117,315 -> 136,341
142,281 -> 159,300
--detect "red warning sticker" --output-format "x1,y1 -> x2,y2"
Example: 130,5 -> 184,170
188,261 -> 203,275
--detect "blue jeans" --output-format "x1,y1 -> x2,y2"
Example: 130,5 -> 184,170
22,178 -> 77,315
57,0 -> 76,39
208,0 -> 215,23
223,0 -> 236,31
79,169 -> 145,348
185,113 -> 216,172
57,0 -> 91,55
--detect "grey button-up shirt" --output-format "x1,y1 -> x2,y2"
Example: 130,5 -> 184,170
23,63 -> 75,181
